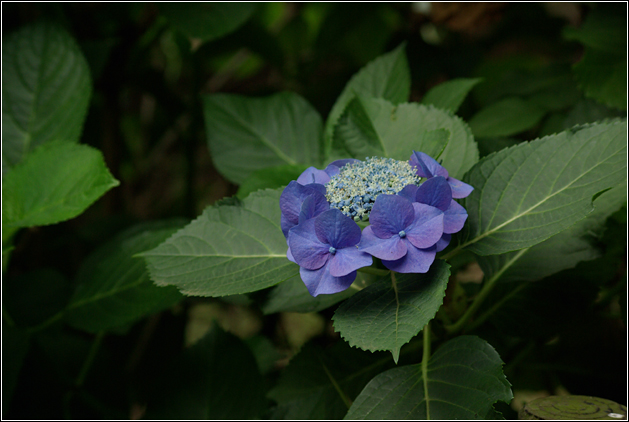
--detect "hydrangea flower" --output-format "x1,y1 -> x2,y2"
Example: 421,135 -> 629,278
325,157 -> 421,221
397,176 -> 468,251
279,181 -> 329,237
358,194 -> 443,273
296,159 -> 360,186
288,209 -> 372,296
409,151 -> 473,198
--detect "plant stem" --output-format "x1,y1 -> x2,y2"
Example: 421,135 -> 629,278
76,331 -> 105,388
445,248 -> 528,334
357,266 -> 390,277
440,246 -> 462,261
422,323 -> 431,420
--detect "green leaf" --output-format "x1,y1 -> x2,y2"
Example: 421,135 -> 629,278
325,43 -> 410,157
160,3 -> 258,43
421,78 -> 483,113
573,49 -> 626,111
268,340 -> 396,420
2,323 -> 30,415
333,97 -> 478,179
333,261 -> 450,363
203,92 -> 323,184
468,96 -> 547,138
2,142 -> 119,229
478,180 -> 627,286
64,221 -> 186,333
145,325 -> 266,419
2,269 -> 71,329
2,22 -> 92,168
563,7 -> 626,54
236,164 -> 308,200
141,188 -> 298,297
345,336 -> 513,420
262,273 -> 357,315
459,120 -> 627,256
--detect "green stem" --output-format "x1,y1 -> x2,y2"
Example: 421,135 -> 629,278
75,332 -> 105,388
357,266 -> 390,277
440,246 -> 462,261
467,283 -> 527,332
422,323 -> 431,420
445,248 -> 529,334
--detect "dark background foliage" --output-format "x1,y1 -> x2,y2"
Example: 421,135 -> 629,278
2,2 -> 626,419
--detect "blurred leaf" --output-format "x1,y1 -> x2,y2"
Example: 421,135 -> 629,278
145,325 -> 266,419
564,99 -> 625,128
262,273 -> 357,315
236,164 -> 308,200
520,395 -> 627,420
325,43 -> 410,157
64,221 -> 186,333
268,340 -> 395,420
563,7 -> 626,54
572,49 -> 627,111
203,92 -> 323,184
345,336 -> 513,419
160,3 -> 258,43
2,142 -> 119,229
141,189 -> 299,297
334,97 -> 478,179
2,22 -> 91,168
3,269 -> 71,329
421,78 -> 483,113
461,120 -> 627,255
2,323 -> 30,415
468,97 -> 546,138
333,261 -> 450,363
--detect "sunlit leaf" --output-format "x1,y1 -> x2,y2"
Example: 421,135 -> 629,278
421,78 -> 483,114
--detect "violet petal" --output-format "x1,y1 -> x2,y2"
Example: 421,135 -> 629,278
369,194 -> 415,239
358,226 -> 408,261
300,265 -> 357,297
382,243 -> 436,273
328,247 -> 373,277
405,203 -> 444,249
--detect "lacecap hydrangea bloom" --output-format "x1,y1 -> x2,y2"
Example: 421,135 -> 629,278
280,151 -> 473,296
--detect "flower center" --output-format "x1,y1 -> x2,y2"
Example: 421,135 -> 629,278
328,246 -> 337,255
325,157 -> 420,221
398,230 -> 406,238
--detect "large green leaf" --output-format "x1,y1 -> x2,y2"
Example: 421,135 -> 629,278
145,325 -> 266,419
2,142 -> 119,230
64,221 -> 186,333
236,164 -> 308,200
333,97 -> 478,179
459,120 -> 627,256
203,92 -> 323,184
345,336 -> 513,420
468,96 -> 546,138
421,78 -> 483,114
477,180 -> 627,286
268,340 -> 396,420
2,22 -> 91,168
325,43 -> 410,157
333,261 -> 450,363
141,188 -> 298,297
160,3 -> 258,43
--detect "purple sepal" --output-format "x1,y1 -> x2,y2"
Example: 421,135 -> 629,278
300,266 -> 357,297
404,203 -> 444,249
328,247 -> 373,277
382,245 -> 437,273
288,219 -> 329,270
447,176 -> 474,199
314,209 -> 362,248
397,184 -> 419,202
443,200 -> 468,234
324,159 -> 360,178
358,226 -> 408,261
280,181 -> 327,237
297,167 -> 330,185
298,193 -> 330,225
416,176 -> 451,211
369,195 -> 415,239
409,151 -> 448,179
435,234 -> 451,252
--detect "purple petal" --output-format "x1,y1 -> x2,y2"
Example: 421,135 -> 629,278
409,151 -> 448,179
382,243 -> 436,273
369,194 -> 415,239
280,181 -> 327,235
328,247 -> 373,277
416,176 -> 452,211
298,192 -> 330,224
435,234 -> 451,252
447,176 -> 474,199
397,184 -> 419,202
443,200 -> 468,234
358,225 -> 408,261
405,203 -> 444,249
314,209 -> 362,248
287,219 -> 329,270
297,167 -> 330,185
286,244 -> 297,263
300,265 -> 357,297
324,159 -> 360,177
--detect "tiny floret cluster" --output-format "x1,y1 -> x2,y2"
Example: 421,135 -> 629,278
325,157 -> 421,221
280,151 -> 474,297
